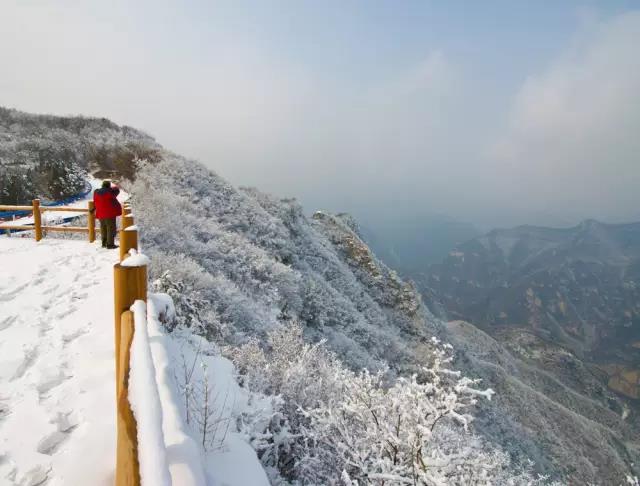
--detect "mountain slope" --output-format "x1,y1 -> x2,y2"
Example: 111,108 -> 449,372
423,221 -> 640,399
2,107 -> 638,483
131,154 -> 639,484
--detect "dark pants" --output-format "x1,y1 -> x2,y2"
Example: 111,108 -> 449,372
99,218 -> 117,247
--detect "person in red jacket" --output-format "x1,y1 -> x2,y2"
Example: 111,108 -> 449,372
93,180 -> 122,249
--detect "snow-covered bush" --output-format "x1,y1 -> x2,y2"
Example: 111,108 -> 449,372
233,322 -> 546,485
152,269 -> 226,340
129,155 -> 444,375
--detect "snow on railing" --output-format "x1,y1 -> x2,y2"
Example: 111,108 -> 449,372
147,295 -> 208,485
130,300 -> 172,486
113,204 -> 205,486
113,209 -> 147,485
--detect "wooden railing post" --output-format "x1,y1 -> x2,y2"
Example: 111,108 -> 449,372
113,262 -> 147,486
88,201 -> 96,243
32,199 -> 42,241
122,213 -> 134,230
117,310 -> 141,486
113,264 -> 147,397
119,229 -> 139,262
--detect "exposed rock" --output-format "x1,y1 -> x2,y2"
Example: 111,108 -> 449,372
600,364 -> 640,399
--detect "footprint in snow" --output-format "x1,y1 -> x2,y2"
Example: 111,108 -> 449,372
13,463 -> 52,486
37,319 -> 52,337
11,346 -> 39,381
0,315 -> 18,331
42,285 -> 58,295
54,306 -> 77,320
62,327 -> 89,346
0,281 -> 30,302
0,399 -> 11,424
36,431 -> 70,456
51,410 -> 79,433
36,370 -> 71,398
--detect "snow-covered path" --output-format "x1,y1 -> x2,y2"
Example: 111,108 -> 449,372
0,238 -> 117,486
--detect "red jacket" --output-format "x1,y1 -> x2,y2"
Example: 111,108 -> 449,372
93,186 -> 122,219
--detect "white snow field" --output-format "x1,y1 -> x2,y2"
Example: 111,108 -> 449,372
0,236 -> 270,486
0,237 -> 118,485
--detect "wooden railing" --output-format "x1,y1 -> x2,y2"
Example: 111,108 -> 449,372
1,198 -> 149,485
0,199 -> 97,242
113,202 -> 145,486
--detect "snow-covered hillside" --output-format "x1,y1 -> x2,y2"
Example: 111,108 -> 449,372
0,107 -> 159,204
128,156 -> 560,484
2,107 -> 638,484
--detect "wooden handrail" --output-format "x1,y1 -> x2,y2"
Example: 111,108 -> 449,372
117,310 -> 141,486
41,226 -> 93,233
40,206 -> 90,213
0,198 -> 111,243
0,204 -> 33,211
0,205 -> 89,212
2,197 -> 143,484
113,246 -> 145,486
1,225 -> 38,231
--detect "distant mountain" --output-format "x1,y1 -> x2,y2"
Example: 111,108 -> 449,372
359,215 -> 482,272
423,220 -> 640,399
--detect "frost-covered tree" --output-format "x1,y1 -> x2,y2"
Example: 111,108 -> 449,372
152,270 -> 225,340
0,107 -> 160,204
233,323 -> 549,485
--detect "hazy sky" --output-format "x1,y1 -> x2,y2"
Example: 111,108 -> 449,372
1,1 -> 639,228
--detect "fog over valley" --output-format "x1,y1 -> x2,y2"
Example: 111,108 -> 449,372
2,1 -> 639,233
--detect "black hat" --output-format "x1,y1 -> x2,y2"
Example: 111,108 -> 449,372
102,180 -> 111,188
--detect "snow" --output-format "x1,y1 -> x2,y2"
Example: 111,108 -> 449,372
145,296 -> 270,486
129,300 -> 171,486
0,234 -> 269,486
0,238 -> 117,485
147,296 -> 207,486
149,293 -> 176,324
121,249 -> 150,267
125,225 -> 139,231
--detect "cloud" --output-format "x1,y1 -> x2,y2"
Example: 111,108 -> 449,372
1,2 -> 638,227
491,11 -> 640,223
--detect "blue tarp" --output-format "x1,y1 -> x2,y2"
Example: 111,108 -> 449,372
0,183 -> 93,219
